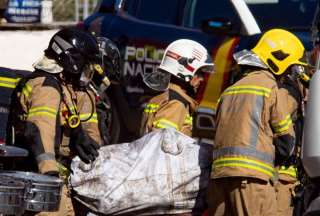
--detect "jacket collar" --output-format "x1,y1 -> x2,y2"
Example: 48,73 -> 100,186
169,83 -> 198,111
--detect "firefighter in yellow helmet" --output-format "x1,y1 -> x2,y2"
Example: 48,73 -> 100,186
140,39 -> 214,138
276,82 -> 304,216
207,29 -> 308,216
6,28 -> 106,215
275,58 -> 310,216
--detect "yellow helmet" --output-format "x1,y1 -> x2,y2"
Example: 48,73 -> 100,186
251,29 -> 307,75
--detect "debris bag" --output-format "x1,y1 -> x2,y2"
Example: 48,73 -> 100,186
70,129 -> 213,215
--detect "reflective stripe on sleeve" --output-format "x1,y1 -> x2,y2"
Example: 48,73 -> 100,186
22,83 -> 32,98
278,165 -> 297,178
0,77 -> 19,88
222,85 -> 271,97
272,114 -> 292,134
184,115 -> 193,126
28,106 -> 57,118
213,156 -> 275,177
80,113 -> 98,123
144,103 -> 159,113
153,118 -> 179,130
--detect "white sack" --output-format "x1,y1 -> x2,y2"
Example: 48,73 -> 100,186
70,129 -> 213,215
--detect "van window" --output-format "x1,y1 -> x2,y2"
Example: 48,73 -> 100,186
128,0 -> 185,25
184,0 -> 242,31
246,0 -> 317,31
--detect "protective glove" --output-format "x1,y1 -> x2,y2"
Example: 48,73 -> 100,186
274,134 -> 295,166
70,124 -> 100,164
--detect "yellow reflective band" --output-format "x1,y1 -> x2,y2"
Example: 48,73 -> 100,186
184,115 -> 193,125
0,77 -> 19,88
278,165 -> 297,178
80,113 -> 98,123
153,119 -> 179,130
28,106 -> 57,118
144,103 -> 160,113
22,83 -> 32,98
272,115 -> 292,133
223,85 -> 271,97
228,85 -> 271,93
214,157 -> 274,177
57,162 -> 70,183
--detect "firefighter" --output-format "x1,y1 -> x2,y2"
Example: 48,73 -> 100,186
140,39 -> 214,138
6,28 -> 105,215
276,65 -> 311,216
207,29 -> 308,216
276,78 -> 305,216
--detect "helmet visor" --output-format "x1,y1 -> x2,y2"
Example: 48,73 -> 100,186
197,64 -> 215,74
143,70 -> 171,91
196,55 -> 215,74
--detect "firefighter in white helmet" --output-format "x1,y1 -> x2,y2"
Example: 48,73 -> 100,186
140,38 -> 214,141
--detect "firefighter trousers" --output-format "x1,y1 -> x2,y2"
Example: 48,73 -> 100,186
207,177 -> 277,216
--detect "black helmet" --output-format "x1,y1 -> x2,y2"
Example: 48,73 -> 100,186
97,37 -> 121,80
45,28 -> 101,76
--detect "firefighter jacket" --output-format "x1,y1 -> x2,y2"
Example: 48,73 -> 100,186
140,83 -> 197,136
9,71 -> 102,174
212,70 -> 295,182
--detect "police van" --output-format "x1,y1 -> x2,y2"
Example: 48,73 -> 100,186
81,0 -> 317,143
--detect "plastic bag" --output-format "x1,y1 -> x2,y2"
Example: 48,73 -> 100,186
70,129 -> 213,215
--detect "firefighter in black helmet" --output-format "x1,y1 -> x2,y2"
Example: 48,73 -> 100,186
7,27 -> 105,215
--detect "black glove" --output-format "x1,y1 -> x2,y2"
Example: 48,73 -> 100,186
274,134 -> 295,166
70,124 -> 100,164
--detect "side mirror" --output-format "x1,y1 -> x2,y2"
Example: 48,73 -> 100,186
201,18 -> 234,35
98,0 -> 116,13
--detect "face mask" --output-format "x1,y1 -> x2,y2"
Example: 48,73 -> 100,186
291,65 -> 311,83
79,64 -> 104,87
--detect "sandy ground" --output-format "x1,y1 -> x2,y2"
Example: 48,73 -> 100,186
0,30 -> 59,71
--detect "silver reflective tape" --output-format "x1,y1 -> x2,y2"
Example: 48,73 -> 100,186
249,96 -> 264,147
36,152 -> 56,163
54,35 -> 73,51
213,146 -> 274,165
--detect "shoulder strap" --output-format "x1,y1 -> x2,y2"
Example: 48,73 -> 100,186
169,89 -> 189,108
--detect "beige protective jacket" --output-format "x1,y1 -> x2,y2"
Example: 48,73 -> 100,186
140,83 -> 197,137
11,72 -> 101,174
212,70 -> 294,182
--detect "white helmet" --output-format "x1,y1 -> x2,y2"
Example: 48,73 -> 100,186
143,39 -> 214,91
159,39 -> 214,82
